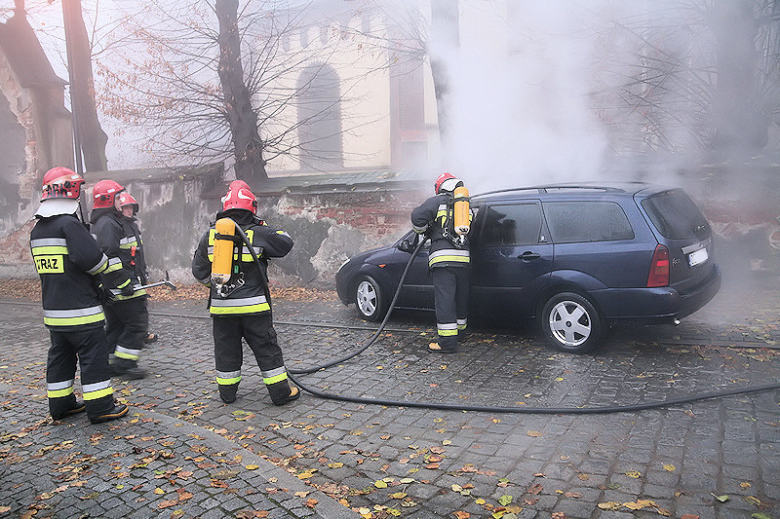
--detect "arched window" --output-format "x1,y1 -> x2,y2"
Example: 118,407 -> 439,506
297,63 -> 342,170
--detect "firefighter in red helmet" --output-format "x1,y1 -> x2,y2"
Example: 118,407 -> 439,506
191,180 -> 299,405
90,179 -> 149,379
117,193 -> 158,345
411,172 -> 473,353
30,167 -> 128,424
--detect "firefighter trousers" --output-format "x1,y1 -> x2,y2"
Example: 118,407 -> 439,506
212,313 -> 292,404
431,266 -> 470,351
47,328 -> 116,420
105,297 -> 148,365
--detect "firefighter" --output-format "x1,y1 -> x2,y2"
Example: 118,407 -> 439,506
411,172 -> 473,353
191,180 -> 298,406
117,192 -> 158,345
30,167 -> 128,424
90,179 -> 148,379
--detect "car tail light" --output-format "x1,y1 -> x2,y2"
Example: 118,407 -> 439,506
647,244 -> 669,287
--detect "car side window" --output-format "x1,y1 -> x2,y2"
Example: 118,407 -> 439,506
480,203 -> 543,247
544,201 -> 634,243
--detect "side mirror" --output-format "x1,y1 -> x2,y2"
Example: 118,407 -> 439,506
398,239 -> 414,253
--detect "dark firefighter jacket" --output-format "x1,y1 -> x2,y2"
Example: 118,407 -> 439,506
90,208 -> 144,301
123,215 -> 148,285
30,213 -> 115,331
191,209 -> 294,317
411,193 -> 472,269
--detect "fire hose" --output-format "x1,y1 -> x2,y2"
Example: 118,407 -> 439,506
227,222 -> 780,414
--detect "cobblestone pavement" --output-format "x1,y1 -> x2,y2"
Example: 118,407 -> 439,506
1,270 -> 779,519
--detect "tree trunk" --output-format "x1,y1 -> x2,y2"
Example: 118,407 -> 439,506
216,0 -> 267,184
710,0 -> 768,152
429,0 -> 459,142
62,0 -> 108,172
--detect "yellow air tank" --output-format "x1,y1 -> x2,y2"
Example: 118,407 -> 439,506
453,185 -> 470,236
212,218 -> 236,285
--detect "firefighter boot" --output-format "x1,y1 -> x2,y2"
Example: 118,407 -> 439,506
268,380 -> 300,406
110,357 -> 148,380
428,342 -> 457,354
90,403 -> 129,424
219,384 -> 238,404
51,400 -> 86,421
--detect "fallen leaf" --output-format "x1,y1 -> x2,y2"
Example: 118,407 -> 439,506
624,499 -> 656,510
527,483 -> 543,495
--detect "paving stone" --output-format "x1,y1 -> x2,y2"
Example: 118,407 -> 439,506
1,272 -> 779,518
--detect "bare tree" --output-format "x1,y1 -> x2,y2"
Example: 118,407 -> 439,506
598,0 -> 780,155
216,0 -> 266,183
97,0 -> 362,183
62,0 -> 108,172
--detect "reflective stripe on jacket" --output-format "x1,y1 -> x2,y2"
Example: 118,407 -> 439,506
191,209 -> 294,317
30,214 -> 108,331
411,194 -> 472,269
91,208 -> 146,300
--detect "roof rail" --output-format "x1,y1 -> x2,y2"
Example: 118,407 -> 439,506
472,181 -> 650,198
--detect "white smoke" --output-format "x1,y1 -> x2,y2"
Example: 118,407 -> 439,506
427,1 -> 611,193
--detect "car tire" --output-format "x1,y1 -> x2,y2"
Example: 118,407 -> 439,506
354,275 -> 386,322
541,292 -> 603,354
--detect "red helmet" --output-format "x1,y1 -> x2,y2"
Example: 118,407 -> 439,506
117,192 -> 139,215
92,179 -> 125,209
221,180 -> 257,213
41,167 -> 85,201
435,172 -> 462,194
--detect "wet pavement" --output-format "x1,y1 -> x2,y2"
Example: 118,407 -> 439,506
1,269 -> 779,519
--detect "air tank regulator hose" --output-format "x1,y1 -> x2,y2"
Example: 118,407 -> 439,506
230,222 -> 780,414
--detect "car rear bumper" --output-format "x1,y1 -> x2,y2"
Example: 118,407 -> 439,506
591,265 -> 722,324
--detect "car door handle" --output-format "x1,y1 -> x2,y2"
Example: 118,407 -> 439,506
518,251 -> 541,261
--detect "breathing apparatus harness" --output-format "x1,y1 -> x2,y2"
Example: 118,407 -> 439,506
218,209 -> 780,415
210,216 -> 270,307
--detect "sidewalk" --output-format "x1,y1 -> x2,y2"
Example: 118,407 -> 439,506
1,269 -> 779,518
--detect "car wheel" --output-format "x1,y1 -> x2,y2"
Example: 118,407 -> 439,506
541,292 -> 603,354
354,275 -> 386,322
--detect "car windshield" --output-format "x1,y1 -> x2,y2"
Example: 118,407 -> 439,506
641,190 -> 709,240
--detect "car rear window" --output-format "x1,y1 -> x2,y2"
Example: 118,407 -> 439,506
544,201 -> 634,243
641,190 -> 709,240
479,203 -> 543,246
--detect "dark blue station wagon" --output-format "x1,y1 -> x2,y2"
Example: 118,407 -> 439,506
336,182 -> 722,353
